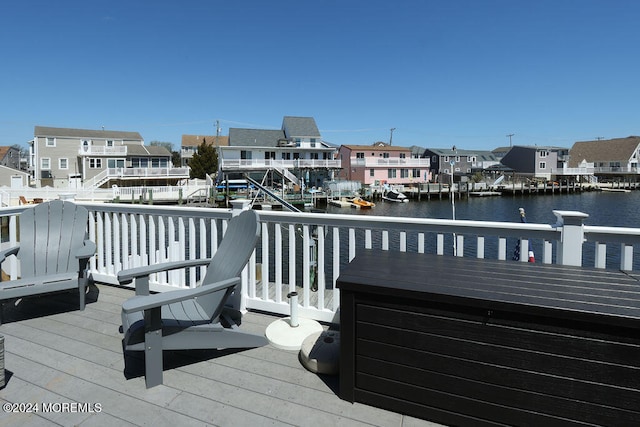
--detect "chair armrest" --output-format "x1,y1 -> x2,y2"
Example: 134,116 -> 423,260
121,277 -> 240,314
76,240 -> 97,260
117,258 -> 213,284
0,245 -> 19,265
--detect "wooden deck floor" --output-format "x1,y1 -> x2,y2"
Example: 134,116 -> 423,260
0,284 -> 442,427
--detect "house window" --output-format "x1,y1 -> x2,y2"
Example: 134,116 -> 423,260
282,152 -> 291,160
89,158 -> 102,168
412,168 -> 420,178
293,153 -> 300,160
388,169 -> 397,178
400,169 -> 409,178
46,137 -> 56,147
240,150 -> 252,160
455,156 -> 460,162
59,158 -> 68,169
107,159 -> 125,168
310,153 -> 319,160
540,151 -> 547,158
41,158 -> 51,170
356,152 -> 364,159
152,158 -> 160,168
400,153 -> 406,159
383,153 -> 390,159
106,140 -> 114,147
443,156 -> 449,163
370,169 -> 375,177
539,162 -> 547,169
131,158 -> 149,167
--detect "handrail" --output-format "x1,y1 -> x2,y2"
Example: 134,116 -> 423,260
1,203 -> 637,323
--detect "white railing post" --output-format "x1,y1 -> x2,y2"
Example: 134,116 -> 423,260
229,198 -> 252,312
553,210 -> 589,266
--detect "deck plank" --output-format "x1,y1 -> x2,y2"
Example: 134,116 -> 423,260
0,284 -> 442,427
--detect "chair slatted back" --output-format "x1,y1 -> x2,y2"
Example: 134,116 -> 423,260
19,200 -> 90,279
197,209 -> 260,320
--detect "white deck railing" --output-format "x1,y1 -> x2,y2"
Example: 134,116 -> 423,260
1,202 -> 639,323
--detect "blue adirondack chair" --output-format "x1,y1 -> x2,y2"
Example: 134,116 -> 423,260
117,209 -> 269,388
0,200 -> 96,321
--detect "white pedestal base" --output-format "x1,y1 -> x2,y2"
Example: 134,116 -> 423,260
265,317 -> 323,351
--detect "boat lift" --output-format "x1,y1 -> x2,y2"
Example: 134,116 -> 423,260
244,174 -> 319,292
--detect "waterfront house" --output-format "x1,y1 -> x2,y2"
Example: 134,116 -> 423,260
491,145 -> 512,162
29,126 -> 189,189
0,146 -> 30,190
500,145 -> 569,181
568,136 -> 640,178
338,142 -> 431,187
180,134 -> 229,167
424,147 -> 499,183
0,146 -> 23,171
218,116 -> 340,188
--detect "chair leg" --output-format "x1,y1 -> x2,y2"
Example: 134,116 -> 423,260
79,279 -> 86,311
144,307 -> 163,388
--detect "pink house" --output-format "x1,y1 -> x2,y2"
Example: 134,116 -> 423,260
337,142 -> 431,186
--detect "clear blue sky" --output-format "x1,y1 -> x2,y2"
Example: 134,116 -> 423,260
2,1 -> 640,151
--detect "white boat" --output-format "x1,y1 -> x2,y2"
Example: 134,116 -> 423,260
382,189 -> 409,203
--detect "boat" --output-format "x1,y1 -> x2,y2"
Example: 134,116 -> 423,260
382,189 -> 409,203
600,188 -> 631,193
350,197 -> 375,209
469,191 -> 502,197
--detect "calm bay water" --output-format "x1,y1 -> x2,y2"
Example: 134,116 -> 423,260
326,190 -> 640,228
322,190 -> 640,270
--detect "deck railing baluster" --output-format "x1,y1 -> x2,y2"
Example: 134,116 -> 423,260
3,204 -> 640,323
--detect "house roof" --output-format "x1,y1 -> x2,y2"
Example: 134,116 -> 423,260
341,144 -> 411,152
282,116 -> 320,138
0,146 -> 12,160
181,134 -> 229,147
228,128 -> 286,147
34,126 -> 143,141
425,148 -> 496,157
125,143 -> 171,156
568,136 -> 640,167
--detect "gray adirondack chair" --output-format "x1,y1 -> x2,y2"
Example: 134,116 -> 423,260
0,200 -> 96,320
117,209 -> 269,388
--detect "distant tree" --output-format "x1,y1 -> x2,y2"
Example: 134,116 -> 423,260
149,141 -> 173,152
189,138 -> 218,179
471,172 -> 484,183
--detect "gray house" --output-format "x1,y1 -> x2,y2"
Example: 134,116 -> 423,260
423,148 -> 499,182
30,126 -> 188,189
500,145 -> 569,181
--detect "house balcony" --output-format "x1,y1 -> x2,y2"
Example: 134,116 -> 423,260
220,158 -> 342,172
1,203 -> 639,424
83,167 -> 191,189
351,158 -> 431,168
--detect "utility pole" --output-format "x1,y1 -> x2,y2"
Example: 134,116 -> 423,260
389,128 -> 396,145
506,133 -> 514,147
